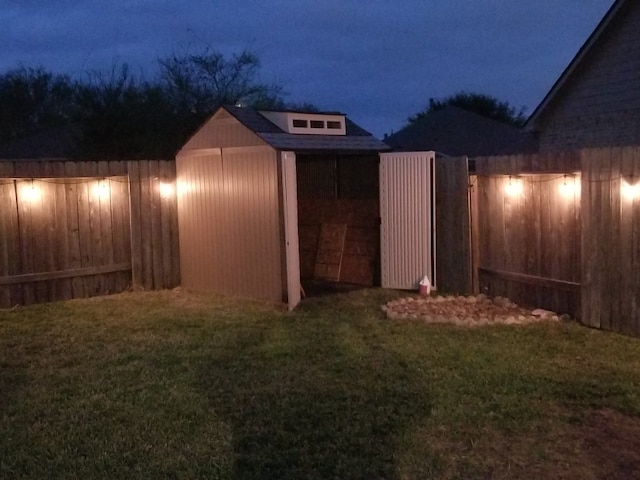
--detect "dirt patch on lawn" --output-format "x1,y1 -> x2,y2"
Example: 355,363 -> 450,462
382,294 -> 568,326
403,409 -> 640,479
549,408 -> 640,480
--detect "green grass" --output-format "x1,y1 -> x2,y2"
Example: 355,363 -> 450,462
2,289 -> 640,479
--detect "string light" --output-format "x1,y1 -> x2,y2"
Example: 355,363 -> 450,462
159,181 -> 175,198
504,176 -> 523,196
93,179 -> 110,200
622,178 -> 640,201
22,180 -> 41,203
559,174 -> 580,198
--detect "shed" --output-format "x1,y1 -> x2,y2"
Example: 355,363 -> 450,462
175,106 -> 389,309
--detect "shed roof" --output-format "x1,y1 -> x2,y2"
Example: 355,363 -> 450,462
525,0 -> 627,129
384,106 -> 537,157
223,106 -> 390,153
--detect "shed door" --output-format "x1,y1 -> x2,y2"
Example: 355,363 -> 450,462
281,151 -> 301,309
379,151 -> 436,289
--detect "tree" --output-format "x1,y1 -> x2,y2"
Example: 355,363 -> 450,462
75,48 -> 286,159
0,48 -> 287,159
74,64 -> 177,159
0,67 -> 77,142
407,91 -> 527,127
158,47 -> 285,142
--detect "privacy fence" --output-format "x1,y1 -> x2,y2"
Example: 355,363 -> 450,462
473,147 -> 640,336
0,159 -> 179,308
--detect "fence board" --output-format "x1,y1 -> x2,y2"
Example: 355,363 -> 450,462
435,156 -> 471,294
149,160 -> 164,289
580,147 -> 640,335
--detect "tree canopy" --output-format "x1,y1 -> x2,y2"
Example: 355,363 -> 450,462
407,91 -> 527,127
0,67 -> 77,142
0,47 -> 288,159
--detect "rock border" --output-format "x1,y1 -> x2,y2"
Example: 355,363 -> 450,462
382,294 -> 571,326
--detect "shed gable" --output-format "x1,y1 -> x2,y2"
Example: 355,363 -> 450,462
181,108 -> 269,150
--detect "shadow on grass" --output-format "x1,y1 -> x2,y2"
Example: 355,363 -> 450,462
198,315 -> 431,480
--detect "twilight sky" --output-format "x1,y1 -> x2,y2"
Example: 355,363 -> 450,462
2,0 -> 614,138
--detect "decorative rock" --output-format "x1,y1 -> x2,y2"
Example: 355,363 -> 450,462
384,294 -> 570,328
532,308 -> 557,318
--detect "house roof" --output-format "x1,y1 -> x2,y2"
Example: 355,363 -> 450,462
384,106 -> 537,157
223,106 -> 390,153
525,0 -> 627,129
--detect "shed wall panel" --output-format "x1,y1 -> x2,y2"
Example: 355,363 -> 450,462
177,149 -> 282,301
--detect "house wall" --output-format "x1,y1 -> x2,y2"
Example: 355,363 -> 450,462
534,1 -> 640,152
176,148 -> 283,301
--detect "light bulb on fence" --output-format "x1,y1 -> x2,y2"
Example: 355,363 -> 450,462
22,181 -> 41,202
559,175 -> 580,198
93,179 -> 110,200
159,181 -> 175,198
622,179 -> 640,200
504,176 -> 523,196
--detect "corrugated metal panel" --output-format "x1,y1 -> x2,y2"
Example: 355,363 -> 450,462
176,147 -> 282,301
380,151 -> 435,289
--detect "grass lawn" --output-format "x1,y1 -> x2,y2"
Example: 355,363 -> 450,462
2,288 -> 640,479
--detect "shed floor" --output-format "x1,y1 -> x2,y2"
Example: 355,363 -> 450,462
301,279 -> 366,298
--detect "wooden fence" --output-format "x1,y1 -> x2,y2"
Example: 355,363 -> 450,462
474,147 -> 640,336
0,159 -> 179,308
435,156 -> 472,294
581,147 -> 640,335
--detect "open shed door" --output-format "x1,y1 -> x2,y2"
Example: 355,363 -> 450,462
281,151 -> 301,310
379,151 -> 436,289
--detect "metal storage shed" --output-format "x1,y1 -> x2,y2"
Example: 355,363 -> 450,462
175,106 -> 389,309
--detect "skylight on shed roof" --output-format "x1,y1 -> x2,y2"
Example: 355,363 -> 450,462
259,111 -> 346,135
